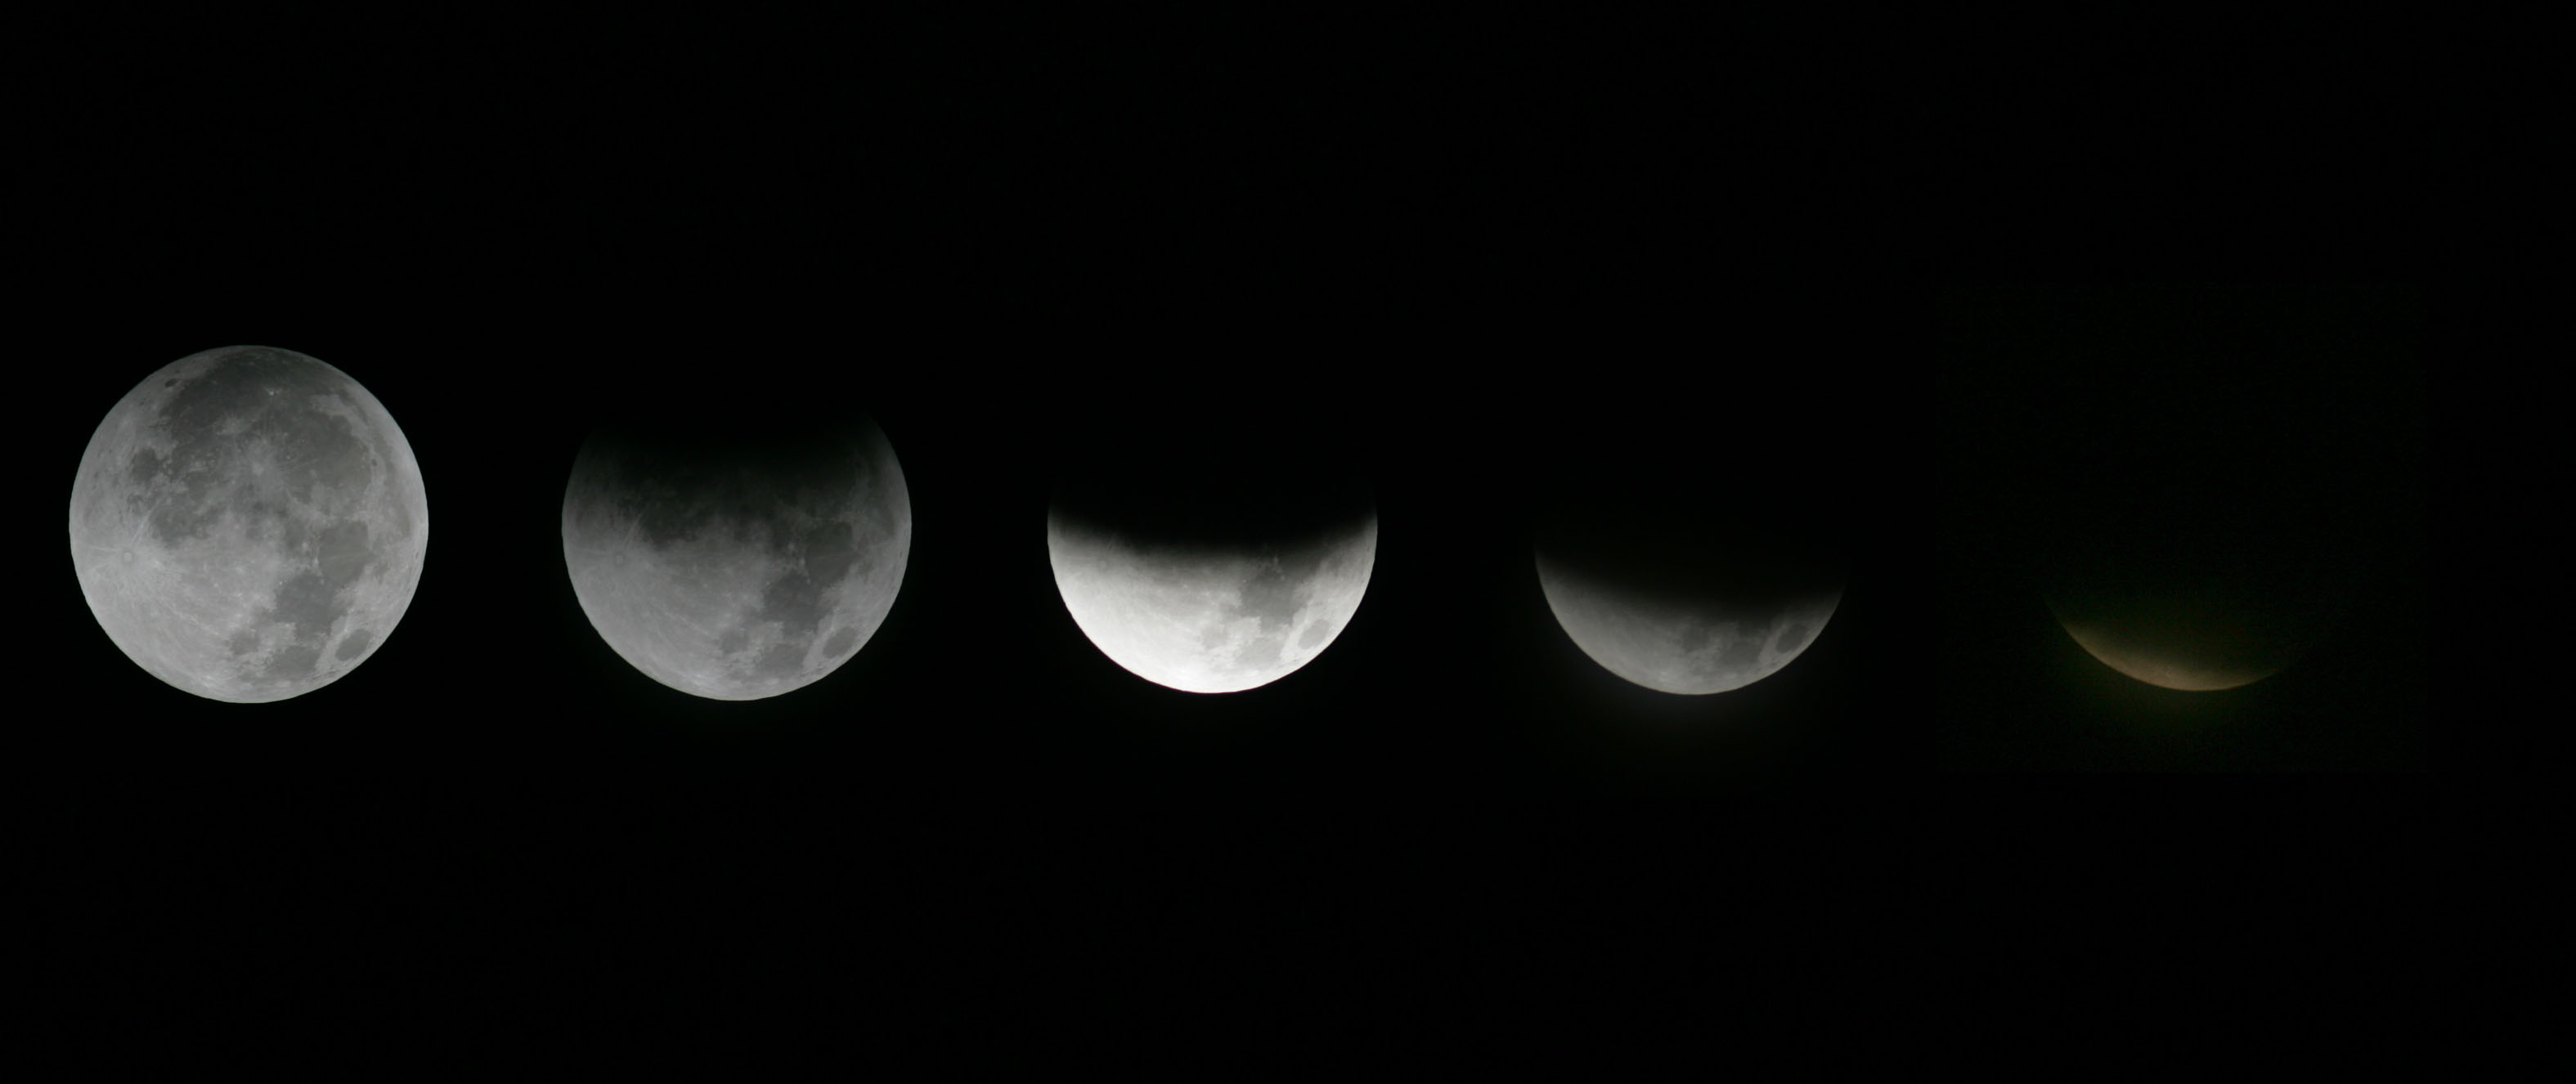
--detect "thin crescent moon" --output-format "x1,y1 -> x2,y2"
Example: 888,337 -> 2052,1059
2046,601 -> 2282,692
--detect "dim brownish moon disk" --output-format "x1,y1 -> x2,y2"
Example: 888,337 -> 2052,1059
2044,590 -> 2300,692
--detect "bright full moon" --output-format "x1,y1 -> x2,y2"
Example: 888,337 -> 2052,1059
68,346 -> 429,702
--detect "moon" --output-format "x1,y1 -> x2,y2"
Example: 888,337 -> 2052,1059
2049,607 -> 2280,692
68,346 -> 429,703
1517,346 -> 1860,701
2041,563 -> 2344,693
2033,471 -> 2372,696
1536,552 -> 1842,696
1528,455 -> 1851,699
1957,284 -> 2421,697
1047,513 -> 1376,695
560,411 -> 910,701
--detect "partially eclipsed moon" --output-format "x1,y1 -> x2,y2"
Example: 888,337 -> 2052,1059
561,417 -> 910,701
1536,551 -> 1841,695
1047,514 -> 1376,694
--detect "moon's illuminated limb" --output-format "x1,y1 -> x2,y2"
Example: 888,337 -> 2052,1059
2049,605 -> 2284,692
1047,514 -> 1376,694
1535,550 -> 1840,696
67,346 -> 429,703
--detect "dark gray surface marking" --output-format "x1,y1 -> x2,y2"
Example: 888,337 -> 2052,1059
1715,630 -> 1765,676
801,520 -> 859,585
126,448 -> 164,488
755,571 -> 828,642
268,571 -> 346,641
265,643 -> 321,680
314,520 -> 370,584
755,641 -> 805,678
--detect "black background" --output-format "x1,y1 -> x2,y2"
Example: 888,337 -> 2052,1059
25,13 -> 2435,1058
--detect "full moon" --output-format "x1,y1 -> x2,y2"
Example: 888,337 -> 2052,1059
560,409 -> 910,701
1536,553 -> 1842,696
68,346 -> 429,703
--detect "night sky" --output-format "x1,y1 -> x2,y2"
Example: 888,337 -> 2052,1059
27,15 -> 2435,1053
